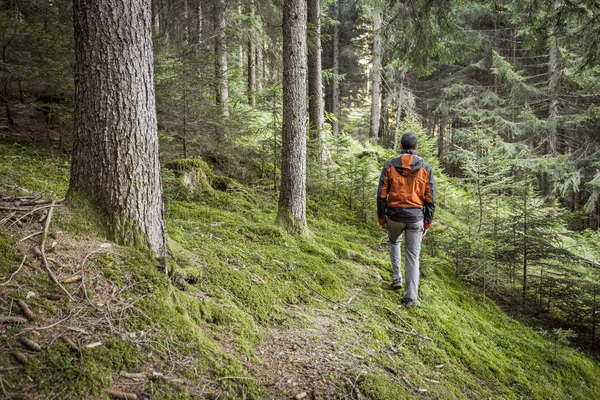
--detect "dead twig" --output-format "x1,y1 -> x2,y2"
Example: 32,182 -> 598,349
0,211 -> 16,226
0,255 -> 26,286
19,231 -> 43,242
39,201 -> 74,301
24,308 -> 78,331
8,202 -> 63,228
214,376 -> 257,381
78,249 -> 106,301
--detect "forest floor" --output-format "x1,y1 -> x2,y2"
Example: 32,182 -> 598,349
1,135 -> 600,400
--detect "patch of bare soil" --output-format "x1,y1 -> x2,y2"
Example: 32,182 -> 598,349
255,304 -> 375,400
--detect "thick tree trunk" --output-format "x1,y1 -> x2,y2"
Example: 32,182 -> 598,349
278,0 -> 307,234
70,0 -> 168,258
308,0 -> 326,164
214,0 -> 229,116
370,10 -> 383,141
331,0 -> 340,135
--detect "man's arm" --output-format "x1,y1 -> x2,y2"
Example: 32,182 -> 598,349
423,169 -> 436,229
377,164 -> 390,228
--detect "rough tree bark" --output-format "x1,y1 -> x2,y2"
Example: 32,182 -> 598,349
214,0 -> 229,116
70,0 -> 169,258
277,0 -> 308,234
331,0 -> 340,135
370,9 -> 383,142
308,0 -> 327,164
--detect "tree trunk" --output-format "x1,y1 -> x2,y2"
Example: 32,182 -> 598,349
308,0 -> 326,164
547,30 -> 560,155
256,41 -> 263,92
196,0 -> 202,45
183,0 -> 190,44
248,37 -> 256,106
331,0 -> 340,135
370,10 -> 383,142
379,77 -> 391,147
277,0 -> 307,234
214,0 -> 229,116
70,0 -> 168,258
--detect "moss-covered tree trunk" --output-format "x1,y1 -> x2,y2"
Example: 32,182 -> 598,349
277,0 -> 308,234
70,0 -> 169,258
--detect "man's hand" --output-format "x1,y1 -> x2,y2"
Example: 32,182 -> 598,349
379,223 -> 387,232
422,228 -> 428,237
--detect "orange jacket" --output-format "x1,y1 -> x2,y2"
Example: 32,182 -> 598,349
377,150 -> 436,229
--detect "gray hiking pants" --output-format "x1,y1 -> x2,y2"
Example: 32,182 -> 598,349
387,219 -> 424,303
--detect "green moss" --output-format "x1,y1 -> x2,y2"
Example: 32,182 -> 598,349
165,157 -> 212,175
0,136 -> 69,198
164,157 -> 213,195
361,373 -> 411,400
59,192 -> 108,238
0,233 -> 16,274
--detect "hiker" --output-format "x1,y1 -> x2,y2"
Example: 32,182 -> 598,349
377,132 -> 436,306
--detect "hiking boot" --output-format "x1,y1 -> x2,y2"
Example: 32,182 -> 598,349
390,279 -> 403,290
401,298 -> 420,307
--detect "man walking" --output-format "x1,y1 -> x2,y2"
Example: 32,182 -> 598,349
377,132 -> 436,306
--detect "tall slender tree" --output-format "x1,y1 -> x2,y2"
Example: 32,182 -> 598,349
308,0 -> 326,163
70,0 -> 168,258
277,0 -> 308,234
331,0 -> 340,135
214,0 -> 229,116
370,9 -> 383,141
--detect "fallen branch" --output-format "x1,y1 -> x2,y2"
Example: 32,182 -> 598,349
0,255 -> 26,286
39,201 -> 74,301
